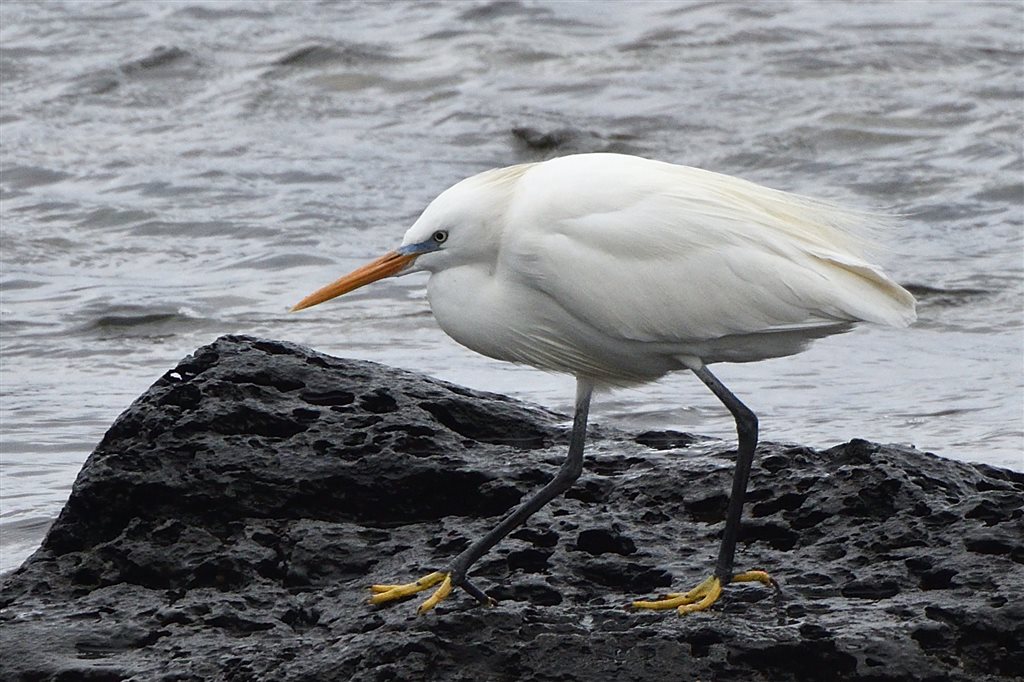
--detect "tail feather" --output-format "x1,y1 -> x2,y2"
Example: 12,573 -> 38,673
816,252 -> 917,327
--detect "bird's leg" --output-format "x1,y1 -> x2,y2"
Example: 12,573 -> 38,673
370,378 -> 594,614
632,362 -> 778,615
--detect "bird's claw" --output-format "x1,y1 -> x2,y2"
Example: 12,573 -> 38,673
631,570 -> 775,615
632,575 -> 723,614
369,571 -> 453,614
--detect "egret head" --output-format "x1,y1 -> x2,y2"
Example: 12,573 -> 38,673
292,163 -> 528,312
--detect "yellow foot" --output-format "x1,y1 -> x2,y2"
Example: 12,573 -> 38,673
369,571 -> 453,614
632,570 -> 775,615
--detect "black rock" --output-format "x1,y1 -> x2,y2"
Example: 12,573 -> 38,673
2,335 -> 1022,681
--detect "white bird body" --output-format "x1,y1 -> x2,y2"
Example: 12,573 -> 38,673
403,153 -> 915,386
293,152 -> 918,616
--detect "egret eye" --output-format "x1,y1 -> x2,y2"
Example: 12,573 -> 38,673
432,230 -> 448,244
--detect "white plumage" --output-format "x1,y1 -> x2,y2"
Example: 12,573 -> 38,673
395,153 -> 915,385
292,152 -> 917,616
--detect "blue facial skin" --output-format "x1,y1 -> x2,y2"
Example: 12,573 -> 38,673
398,229 -> 448,257
396,240 -> 438,256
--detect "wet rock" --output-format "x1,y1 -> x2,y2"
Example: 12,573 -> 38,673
1,335 -> 1021,681
511,126 -> 582,150
509,126 -> 634,157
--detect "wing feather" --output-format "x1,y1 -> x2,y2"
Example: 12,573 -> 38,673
499,154 -> 916,348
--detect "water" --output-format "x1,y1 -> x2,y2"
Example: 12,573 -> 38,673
1,1 -> 1021,575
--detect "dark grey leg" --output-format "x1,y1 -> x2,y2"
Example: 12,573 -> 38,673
449,378 -> 594,603
689,364 -> 758,583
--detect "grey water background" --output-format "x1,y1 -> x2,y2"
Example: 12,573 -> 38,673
1,0 -> 1021,574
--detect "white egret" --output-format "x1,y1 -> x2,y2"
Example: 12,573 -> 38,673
293,153 -> 916,615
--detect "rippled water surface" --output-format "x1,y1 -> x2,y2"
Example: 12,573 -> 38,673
2,1 -> 1022,573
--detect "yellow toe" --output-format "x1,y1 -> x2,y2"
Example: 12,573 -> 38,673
632,569 -> 773,616
417,575 -> 453,615
368,571 -> 447,605
731,569 -> 775,587
675,578 -> 722,614
632,575 -> 719,611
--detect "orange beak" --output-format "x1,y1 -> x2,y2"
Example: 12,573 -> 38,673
291,250 -> 417,312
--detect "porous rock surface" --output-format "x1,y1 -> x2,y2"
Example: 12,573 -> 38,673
2,335 -> 1021,681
